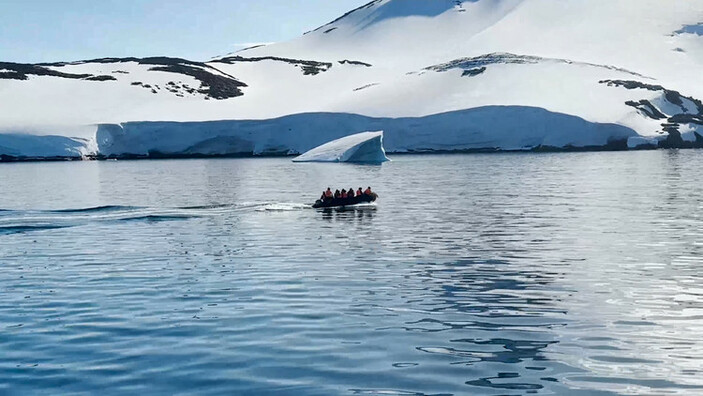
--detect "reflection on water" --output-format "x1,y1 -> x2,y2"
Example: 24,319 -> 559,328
320,207 -> 377,222
0,151 -> 702,395
399,258 -> 567,393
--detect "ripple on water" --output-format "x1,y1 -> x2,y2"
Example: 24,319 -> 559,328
0,152 -> 702,395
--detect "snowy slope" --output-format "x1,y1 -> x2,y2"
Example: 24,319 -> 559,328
1,0 -> 703,159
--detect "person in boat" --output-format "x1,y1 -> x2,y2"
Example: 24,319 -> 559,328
364,186 -> 373,195
341,189 -> 348,199
325,188 -> 333,199
320,191 -> 326,201
334,189 -> 341,199
357,187 -> 363,196
348,188 -> 355,198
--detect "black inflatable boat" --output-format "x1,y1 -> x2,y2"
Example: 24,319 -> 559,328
313,193 -> 378,209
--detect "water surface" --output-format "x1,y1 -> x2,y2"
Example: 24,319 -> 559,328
1,151 -> 702,395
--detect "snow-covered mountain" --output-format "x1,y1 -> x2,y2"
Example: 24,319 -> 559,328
1,0 -> 702,160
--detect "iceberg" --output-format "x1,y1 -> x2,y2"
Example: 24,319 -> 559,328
292,131 -> 389,163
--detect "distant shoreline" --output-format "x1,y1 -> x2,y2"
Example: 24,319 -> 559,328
3,142 -> 695,164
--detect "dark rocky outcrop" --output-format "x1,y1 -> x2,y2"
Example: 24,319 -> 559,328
0,154 -> 84,163
2,57 -> 247,99
658,130 -> 703,149
600,79 -> 703,114
96,58 -> 247,99
462,67 -> 486,77
41,56 -> 204,68
532,138 -> 631,152
85,75 -> 117,81
426,53 -> 648,78
426,53 -> 540,73
339,60 -> 372,67
599,79 -> 665,92
669,113 -> 703,125
147,64 -> 245,99
353,83 -> 379,91
0,62 -> 114,81
214,56 -> 333,76
600,79 -> 703,149
625,100 -> 667,119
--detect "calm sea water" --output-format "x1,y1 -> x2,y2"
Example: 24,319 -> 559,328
1,151 -> 702,395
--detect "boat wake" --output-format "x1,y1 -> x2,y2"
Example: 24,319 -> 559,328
255,203 -> 311,212
0,201 -> 314,235
49,205 -> 140,213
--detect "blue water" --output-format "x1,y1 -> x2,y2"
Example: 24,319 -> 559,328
1,151 -> 702,395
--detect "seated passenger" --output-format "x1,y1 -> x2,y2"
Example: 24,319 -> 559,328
341,189 -> 348,199
357,187 -> 363,196
325,188 -> 333,198
348,188 -> 355,198
320,192 -> 326,201
364,186 -> 372,195
334,189 -> 341,199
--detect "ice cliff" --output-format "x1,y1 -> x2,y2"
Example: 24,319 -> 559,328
88,107 -> 636,160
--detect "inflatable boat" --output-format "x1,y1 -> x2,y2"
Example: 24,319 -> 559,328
313,193 -> 378,209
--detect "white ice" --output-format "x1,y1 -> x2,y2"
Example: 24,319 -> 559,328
0,133 -> 87,158
292,131 -> 389,163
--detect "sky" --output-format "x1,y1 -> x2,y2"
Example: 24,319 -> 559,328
0,0 -> 369,63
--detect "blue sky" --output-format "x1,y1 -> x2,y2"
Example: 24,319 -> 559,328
0,0 -> 369,63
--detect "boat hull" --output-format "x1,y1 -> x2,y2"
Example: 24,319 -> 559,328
313,193 -> 377,209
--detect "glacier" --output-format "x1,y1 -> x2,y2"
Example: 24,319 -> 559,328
0,133 -> 88,160
1,0 -> 703,161
292,131 -> 389,163
89,107 -> 637,160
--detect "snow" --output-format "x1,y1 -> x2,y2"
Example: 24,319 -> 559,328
680,98 -> 701,114
651,94 -> 688,117
292,131 -> 389,163
681,131 -> 699,143
680,124 -> 702,142
1,0 -> 703,159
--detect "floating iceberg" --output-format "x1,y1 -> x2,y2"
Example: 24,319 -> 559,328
292,131 -> 390,163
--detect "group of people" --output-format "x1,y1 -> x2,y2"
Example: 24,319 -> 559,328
320,186 -> 373,201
